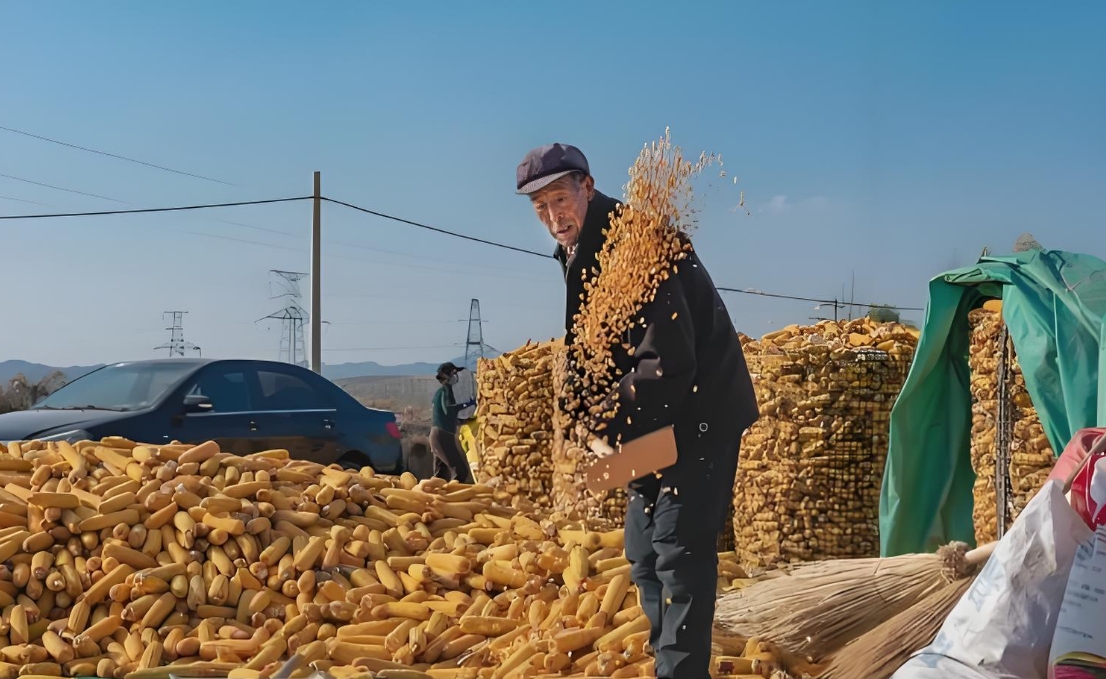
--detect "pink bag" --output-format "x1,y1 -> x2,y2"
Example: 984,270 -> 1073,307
1046,427 -> 1106,529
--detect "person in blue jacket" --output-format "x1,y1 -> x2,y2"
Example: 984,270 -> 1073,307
429,362 -> 475,483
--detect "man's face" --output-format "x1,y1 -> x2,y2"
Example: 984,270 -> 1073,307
529,174 -> 594,249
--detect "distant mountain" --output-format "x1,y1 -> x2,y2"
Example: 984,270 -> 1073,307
322,360 -> 441,380
322,353 -> 502,379
0,360 -> 101,384
0,354 -> 501,384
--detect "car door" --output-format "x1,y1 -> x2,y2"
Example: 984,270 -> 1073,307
173,364 -> 262,456
251,366 -> 340,463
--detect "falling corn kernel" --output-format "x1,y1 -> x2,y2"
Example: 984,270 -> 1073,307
550,129 -> 727,523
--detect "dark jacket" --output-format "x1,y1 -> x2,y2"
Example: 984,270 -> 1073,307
431,384 -> 464,433
554,191 -> 759,458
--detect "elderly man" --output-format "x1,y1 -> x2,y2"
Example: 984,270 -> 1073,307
517,143 -> 758,679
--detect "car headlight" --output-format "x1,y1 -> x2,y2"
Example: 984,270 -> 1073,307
38,429 -> 92,444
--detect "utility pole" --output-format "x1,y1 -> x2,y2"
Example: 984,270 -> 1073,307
849,270 -> 856,322
310,171 -> 322,374
154,311 -> 201,358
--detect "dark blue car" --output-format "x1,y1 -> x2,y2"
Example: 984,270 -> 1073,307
0,358 -> 403,472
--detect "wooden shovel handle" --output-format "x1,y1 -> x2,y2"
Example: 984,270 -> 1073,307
965,540 -> 997,566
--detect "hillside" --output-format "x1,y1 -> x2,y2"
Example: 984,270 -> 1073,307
322,360 -> 441,380
0,360 -> 101,384
335,375 -> 440,417
0,355 -> 495,384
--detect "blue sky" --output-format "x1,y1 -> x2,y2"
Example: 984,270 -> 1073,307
2,2 -> 1103,367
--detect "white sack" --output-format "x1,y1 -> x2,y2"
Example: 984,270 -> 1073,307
1047,525 -> 1106,677
893,479 -> 1093,679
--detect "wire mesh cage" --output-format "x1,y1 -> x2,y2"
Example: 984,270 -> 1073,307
732,344 -> 913,570
968,304 -> 1057,544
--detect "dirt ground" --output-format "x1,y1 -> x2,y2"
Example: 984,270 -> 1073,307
335,380 -> 443,479
398,414 -> 434,479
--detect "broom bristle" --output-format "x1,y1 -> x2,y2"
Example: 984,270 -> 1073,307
819,576 -> 973,679
714,549 -> 959,658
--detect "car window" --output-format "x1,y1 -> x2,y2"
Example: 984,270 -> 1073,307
34,362 -> 197,411
256,370 -> 330,411
188,369 -> 252,413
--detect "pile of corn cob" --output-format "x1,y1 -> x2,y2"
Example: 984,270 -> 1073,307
0,437 -> 761,679
733,319 -> 917,570
967,301 -> 1055,544
474,340 -> 559,512
967,304 -> 1002,544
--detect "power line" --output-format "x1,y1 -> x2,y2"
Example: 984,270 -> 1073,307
0,190 -> 924,312
183,230 -> 302,252
0,177 -> 297,239
328,319 -> 482,326
328,235 -> 528,270
312,197 -> 927,312
0,196 -> 312,220
327,292 -> 548,311
0,193 -> 544,274
0,194 -> 50,206
0,124 -> 233,186
0,173 -> 126,203
0,191 -> 523,266
0,191 -> 538,273
322,197 -> 551,259
182,229 -> 553,284
204,216 -> 301,239
0,174 -> 300,239
323,344 -> 461,353
717,286 -> 925,312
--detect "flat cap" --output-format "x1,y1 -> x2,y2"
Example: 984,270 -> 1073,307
516,143 -> 590,194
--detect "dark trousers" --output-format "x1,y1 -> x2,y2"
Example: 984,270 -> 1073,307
624,442 -> 739,679
429,427 -> 473,484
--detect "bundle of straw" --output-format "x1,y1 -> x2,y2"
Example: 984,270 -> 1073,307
713,541 -> 979,659
818,576 -> 975,679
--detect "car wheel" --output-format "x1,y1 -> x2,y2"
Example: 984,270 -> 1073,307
337,452 -> 372,472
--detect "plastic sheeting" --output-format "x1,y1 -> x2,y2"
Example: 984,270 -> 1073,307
880,250 -> 1106,556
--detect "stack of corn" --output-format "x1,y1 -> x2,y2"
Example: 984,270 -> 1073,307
967,305 -> 1002,544
1008,351 -> 1055,516
967,301 -> 1055,543
733,319 -> 917,570
474,340 -> 560,511
0,436 -> 755,679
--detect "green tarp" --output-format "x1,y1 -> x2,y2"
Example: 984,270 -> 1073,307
879,249 -> 1106,556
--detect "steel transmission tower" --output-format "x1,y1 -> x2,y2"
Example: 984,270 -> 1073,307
260,271 -> 308,368
462,299 -> 485,374
457,298 -> 488,402
154,311 -> 201,357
